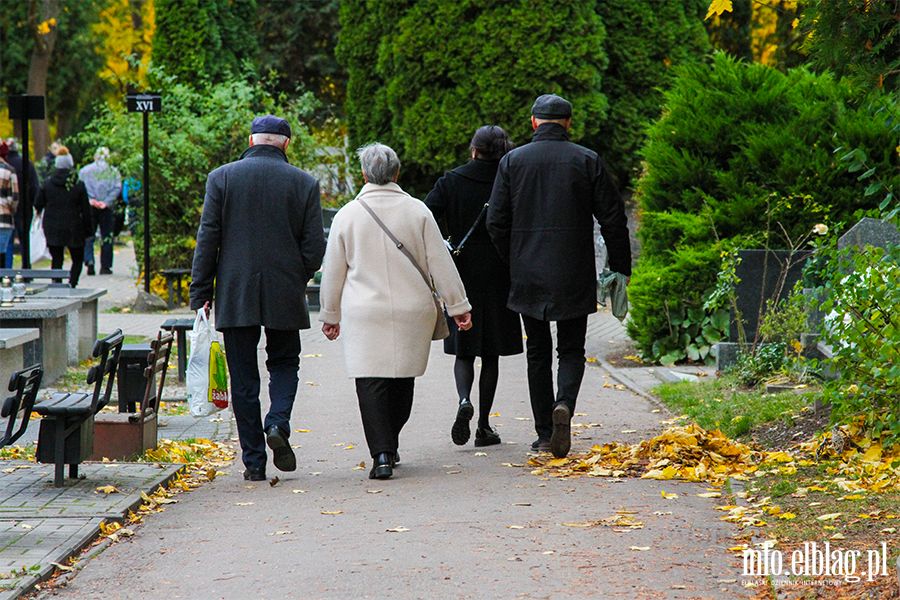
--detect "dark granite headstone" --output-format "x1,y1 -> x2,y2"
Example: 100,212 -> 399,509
730,249 -> 812,343
837,217 -> 899,253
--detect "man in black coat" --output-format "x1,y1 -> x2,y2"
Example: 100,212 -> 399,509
190,115 -> 326,481
487,94 -> 632,459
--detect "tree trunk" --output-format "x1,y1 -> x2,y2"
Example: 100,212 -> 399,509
26,0 -> 60,160
126,0 -> 145,94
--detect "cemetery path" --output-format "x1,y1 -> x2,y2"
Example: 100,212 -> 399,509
37,324 -> 752,600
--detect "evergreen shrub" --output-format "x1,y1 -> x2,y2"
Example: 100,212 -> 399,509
629,53 -> 899,364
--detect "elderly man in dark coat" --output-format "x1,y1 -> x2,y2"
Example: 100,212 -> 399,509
487,94 -> 632,459
190,115 -> 326,481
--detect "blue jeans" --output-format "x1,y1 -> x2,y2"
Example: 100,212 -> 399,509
222,327 -> 301,471
84,207 -> 115,270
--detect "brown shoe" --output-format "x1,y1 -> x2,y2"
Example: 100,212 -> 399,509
550,404 -> 571,458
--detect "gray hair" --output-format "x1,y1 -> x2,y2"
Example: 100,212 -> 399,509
250,133 -> 289,147
357,143 -> 400,185
94,146 -> 110,162
55,153 -> 74,169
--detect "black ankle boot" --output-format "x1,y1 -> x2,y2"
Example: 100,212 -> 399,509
369,452 -> 393,480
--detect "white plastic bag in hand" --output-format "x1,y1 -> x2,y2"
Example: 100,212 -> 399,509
186,308 -> 229,417
30,214 -> 52,263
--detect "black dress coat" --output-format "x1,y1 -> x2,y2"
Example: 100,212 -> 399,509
34,169 -> 92,248
190,144 -> 326,331
487,123 -> 632,322
425,159 -> 522,357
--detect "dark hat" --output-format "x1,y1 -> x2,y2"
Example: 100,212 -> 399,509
251,115 -> 291,138
531,94 -> 572,119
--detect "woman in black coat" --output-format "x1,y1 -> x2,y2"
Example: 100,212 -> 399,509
425,126 -> 522,448
34,147 -> 92,288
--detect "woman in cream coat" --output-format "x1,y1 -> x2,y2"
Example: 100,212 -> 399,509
320,143 -> 472,480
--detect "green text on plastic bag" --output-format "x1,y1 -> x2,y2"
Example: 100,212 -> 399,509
208,341 -> 229,409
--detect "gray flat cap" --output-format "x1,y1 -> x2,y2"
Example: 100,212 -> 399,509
531,94 -> 572,119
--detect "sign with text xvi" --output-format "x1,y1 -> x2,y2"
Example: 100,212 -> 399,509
126,93 -> 162,113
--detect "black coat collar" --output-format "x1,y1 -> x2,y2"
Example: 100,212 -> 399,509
531,122 -> 570,142
452,158 -> 499,183
240,144 -> 289,162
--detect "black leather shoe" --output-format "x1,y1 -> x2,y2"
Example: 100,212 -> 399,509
474,426 -> 501,447
265,425 -> 296,472
451,398 -> 474,445
550,404 -> 572,458
243,468 -> 266,481
100,268 -> 113,275
369,453 -> 393,479
392,451 -> 400,467
86,264 -> 95,276
531,438 -> 551,452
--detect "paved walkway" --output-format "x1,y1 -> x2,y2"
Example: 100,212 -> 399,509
1,238 -> 747,599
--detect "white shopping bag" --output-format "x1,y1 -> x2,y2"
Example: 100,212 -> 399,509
186,308 -> 229,417
30,214 -> 52,263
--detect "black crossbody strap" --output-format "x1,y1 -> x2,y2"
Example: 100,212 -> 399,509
452,202 -> 488,256
357,198 -> 435,293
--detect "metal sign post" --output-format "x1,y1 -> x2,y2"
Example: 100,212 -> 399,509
126,92 -> 161,293
7,95 -> 45,268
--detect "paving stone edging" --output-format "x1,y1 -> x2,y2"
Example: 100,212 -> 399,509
0,463 -> 184,600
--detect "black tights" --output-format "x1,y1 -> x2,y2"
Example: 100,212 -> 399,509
454,355 -> 499,429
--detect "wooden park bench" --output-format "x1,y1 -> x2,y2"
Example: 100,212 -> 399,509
33,329 -> 124,487
0,365 -> 44,448
91,331 -> 173,460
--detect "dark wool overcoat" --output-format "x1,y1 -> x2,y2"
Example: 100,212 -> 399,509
35,169 -> 92,248
190,144 -> 326,330
486,122 -> 632,322
425,159 -> 522,357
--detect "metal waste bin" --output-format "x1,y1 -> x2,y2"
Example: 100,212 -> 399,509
117,344 -> 154,412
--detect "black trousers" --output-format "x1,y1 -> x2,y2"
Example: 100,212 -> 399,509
521,315 -> 588,441
48,245 -> 85,288
222,327 -> 300,471
355,377 -> 415,458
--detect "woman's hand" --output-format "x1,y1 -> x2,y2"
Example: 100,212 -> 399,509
322,322 -> 341,340
454,312 -> 472,331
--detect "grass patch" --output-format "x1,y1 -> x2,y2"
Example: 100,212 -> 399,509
0,444 -> 35,460
747,463 -> 900,568
654,374 -> 816,439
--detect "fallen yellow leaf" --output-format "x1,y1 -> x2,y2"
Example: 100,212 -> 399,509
386,527 -> 409,533
816,513 -> 842,521
321,510 -> 343,515
96,485 -> 119,494
631,546 -> 651,551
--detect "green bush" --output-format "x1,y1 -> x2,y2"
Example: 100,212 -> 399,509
75,73 -> 322,274
590,0 -> 710,188
816,245 -> 900,447
338,0 -> 712,193
629,53 -> 898,363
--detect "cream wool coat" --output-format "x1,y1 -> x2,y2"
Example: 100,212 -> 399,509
320,183 -> 471,378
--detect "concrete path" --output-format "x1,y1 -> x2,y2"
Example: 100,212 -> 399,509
32,327 -> 751,599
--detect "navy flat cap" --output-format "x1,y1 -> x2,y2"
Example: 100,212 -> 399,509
251,115 -> 292,138
531,94 -> 572,119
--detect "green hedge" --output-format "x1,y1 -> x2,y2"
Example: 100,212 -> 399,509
337,0 -> 711,193
629,53 -> 899,363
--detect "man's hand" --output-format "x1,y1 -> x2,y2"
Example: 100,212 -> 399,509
454,312 -> 472,331
322,322 -> 340,341
203,301 -> 211,319
89,199 -> 107,209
